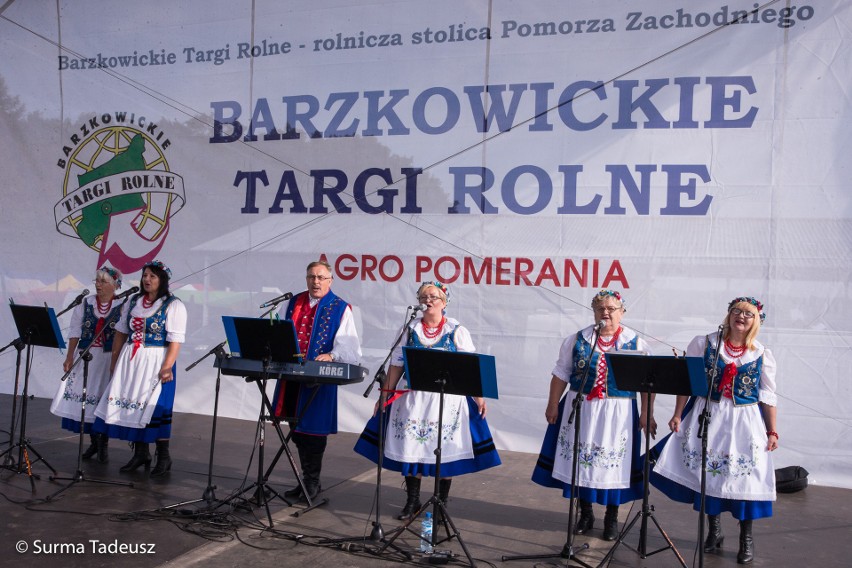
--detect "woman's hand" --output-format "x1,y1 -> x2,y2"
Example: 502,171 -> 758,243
63,354 -> 74,374
668,416 -> 681,433
473,397 -> 487,418
545,401 -> 559,424
158,367 -> 174,383
639,409 -> 657,439
373,398 -> 385,417
766,432 -> 779,452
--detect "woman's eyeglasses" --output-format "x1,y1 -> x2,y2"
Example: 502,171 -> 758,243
418,295 -> 443,302
594,306 -> 621,314
730,308 -> 756,319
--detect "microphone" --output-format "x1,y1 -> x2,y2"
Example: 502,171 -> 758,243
593,321 -> 605,332
115,286 -> 140,300
71,288 -> 89,307
259,291 -> 293,309
56,288 -> 89,317
409,304 -> 428,312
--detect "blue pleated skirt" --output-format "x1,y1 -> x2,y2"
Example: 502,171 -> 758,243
92,377 -> 175,443
532,395 -> 644,506
354,397 -> 501,477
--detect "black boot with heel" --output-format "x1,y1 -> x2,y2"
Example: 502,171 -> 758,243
603,505 -> 620,541
82,433 -> 99,460
398,476 -> 421,520
96,433 -> 109,464
436,478 -> 452,526
151,439 -> 172,477
737,519 -> 754,564
574,499 -> 595,535
119,442 -> 151,473
704,514 -> 724,553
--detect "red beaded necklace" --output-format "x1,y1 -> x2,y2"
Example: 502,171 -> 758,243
421,316 -> 446,339
724,339 -> 746,358
597,326 -> 622,349
141,295 -> 156,309
96,298 -> 113,316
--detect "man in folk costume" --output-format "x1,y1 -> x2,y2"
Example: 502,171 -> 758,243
271,261 -> 362,501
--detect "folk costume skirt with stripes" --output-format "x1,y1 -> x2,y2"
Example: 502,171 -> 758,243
355,391 -> 500,477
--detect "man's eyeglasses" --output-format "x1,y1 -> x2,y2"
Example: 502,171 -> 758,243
306,275 -> 332,281
418,294 -> 443,302
730,308 -> 756,319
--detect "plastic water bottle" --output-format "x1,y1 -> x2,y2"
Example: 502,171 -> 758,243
420,511 -> 433,553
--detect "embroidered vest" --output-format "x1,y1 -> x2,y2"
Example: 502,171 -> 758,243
704,336 -> 762,405
78,300 -> 122,351
568,332 -> 638,399
126,295 -> 176,347
283,290 -> 348,360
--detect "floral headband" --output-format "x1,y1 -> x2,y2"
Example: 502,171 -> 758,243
418,281 -> 450,303
728,296 -> 766,323
592,289 -> 624,308
97,266 -> 122,289
143,259 -> 172,278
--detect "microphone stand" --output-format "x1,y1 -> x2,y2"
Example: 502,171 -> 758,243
161,340 -> 229,510
696,325 -> 725,568
320,307 -> 417,559
0,337 -> 25,469
504,324 -> 603,566
47,294 -> 134,501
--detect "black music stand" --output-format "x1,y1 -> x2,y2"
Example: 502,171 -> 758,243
377,346 -> 498,567
596,353 -> 706,568
214,316 -> 303,527
0,304 -> 66,486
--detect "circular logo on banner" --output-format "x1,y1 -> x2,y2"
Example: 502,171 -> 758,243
54,116 -> 186,274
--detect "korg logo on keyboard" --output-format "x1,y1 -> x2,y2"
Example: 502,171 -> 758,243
319,364 -> 344,377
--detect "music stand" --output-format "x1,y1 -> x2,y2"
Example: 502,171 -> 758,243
377,346 -> 498,567
0,304 -> 66,484
596,353 -> 706,568
214,316 -> 302,527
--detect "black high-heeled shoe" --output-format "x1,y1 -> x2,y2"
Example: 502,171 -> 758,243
574,500 -> 595,535
119,442 -> 151,472
96,434 -> 109,464
150,440 -> 172,478
704,514 -> 725,553
82,434 -> 99,460
737,520 -> 754,564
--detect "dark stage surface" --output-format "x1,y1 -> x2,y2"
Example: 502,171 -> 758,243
0,394 -> 849,568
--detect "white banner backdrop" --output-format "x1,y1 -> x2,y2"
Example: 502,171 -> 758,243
1,0 -> 850,488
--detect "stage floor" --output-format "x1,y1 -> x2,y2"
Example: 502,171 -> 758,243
0,394 -> 849,568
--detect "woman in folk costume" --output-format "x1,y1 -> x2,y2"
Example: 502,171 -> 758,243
651,297 -> 778,565
51,266 -> 123,463
93,260 -> 187,478
354,281 -> 501,520
532,289 -> 655,541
